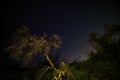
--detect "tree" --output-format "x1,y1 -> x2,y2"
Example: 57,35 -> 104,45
6,25 -> 61,79
6,25 -> 72,80
89,23 -> 120,52
87,23 -> 120,80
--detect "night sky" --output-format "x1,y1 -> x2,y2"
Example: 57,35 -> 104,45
2,1 -> 120,62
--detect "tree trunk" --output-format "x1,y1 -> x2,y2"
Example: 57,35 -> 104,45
45,54 -> 58,72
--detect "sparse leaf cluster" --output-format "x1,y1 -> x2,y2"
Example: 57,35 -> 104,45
6,25 -> 62,63
6,25 -> 73,80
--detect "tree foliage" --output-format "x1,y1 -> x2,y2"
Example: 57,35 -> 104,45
89,23 -> 120,52
6,23 -> 120,80
6,25 -> 73,80
70,23 -> 120,80
86,23 -> 120,80
6,25 -> 62,64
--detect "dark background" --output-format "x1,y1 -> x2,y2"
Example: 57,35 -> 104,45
1,0 -> 120,65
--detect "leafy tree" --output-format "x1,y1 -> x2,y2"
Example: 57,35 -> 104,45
6,25 -> 72,80
87,23 -> 120,80
89,23 -> 120,52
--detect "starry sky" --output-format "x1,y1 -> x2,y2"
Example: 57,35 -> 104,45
2,0 -> 120,62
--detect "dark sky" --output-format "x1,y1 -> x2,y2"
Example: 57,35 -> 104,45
2,1 -> 120,62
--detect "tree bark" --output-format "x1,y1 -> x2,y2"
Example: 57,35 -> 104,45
45,54 -> 58,72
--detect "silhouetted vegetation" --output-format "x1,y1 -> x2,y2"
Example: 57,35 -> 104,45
70,23 -> 120,80
3,23 -> 120,80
